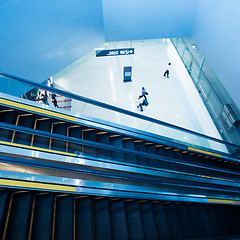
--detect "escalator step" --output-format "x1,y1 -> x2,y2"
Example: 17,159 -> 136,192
176,203 -> 195,238
31,194 -> 54,240
110,136 -> 125,162
213,205 -> 229,236
205,204 -> 222,236
75,197 -> 93,240
14,115 -> 35,145
94,198 -> 112,240
125,201 -> 144,240
139,202 -> 159,240
225,206 -> 240,235
135,141 -> 149,166
165,203 -> 183,239
5,192 -> 32,240
0,190 -> 9,239
187,204 -> 204,238
0,110 -> 18,124
145,144 -> 160,168
96,133 -> 111,159
196,204 -> 213,237
109,200 -> 128,240
122,139 -> 138,164
0,129 -> 13,142
68,126 -> 82,139
54,196 -> 74,240
83,130 -> 97,156
165,149 -> 181,172
68,126 -> 83,154
33,119 -> 52,148
51,123 -> 67,152
155,147 -> 170,170
152,202 -> 171,240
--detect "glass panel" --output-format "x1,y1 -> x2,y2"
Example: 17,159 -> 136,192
176,38 -> 185,57
171,38 -> 178,47
197,73 -> 211,100
182,37 -> 204,66
171,37 -> 240,149
0,76 -> 33,98
190,60 -> 200,83
207,91 -> 223,118
182,47 -> 192,70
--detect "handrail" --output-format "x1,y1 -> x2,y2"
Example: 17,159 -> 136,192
0,71 -> 240,153
1,121 -> 240,177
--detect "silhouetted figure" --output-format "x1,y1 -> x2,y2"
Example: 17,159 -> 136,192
137,87 -> 149,112
51,93 -> 59,108
163,62 -> 171,78
41,93 -> 49,105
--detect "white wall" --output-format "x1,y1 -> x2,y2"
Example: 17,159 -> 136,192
192,0 -> 240,109
0,0 -> 105,82
102,0 -> 198,42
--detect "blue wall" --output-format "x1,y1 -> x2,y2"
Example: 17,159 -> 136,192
192,0 -> 240,108
0,0 -> 105,82
102,0 -> 198,42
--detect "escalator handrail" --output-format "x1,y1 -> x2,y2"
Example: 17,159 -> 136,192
0,71 -> 240,152
1,121 -> 240,179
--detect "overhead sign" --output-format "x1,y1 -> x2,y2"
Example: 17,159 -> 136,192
96,48 -> 134,57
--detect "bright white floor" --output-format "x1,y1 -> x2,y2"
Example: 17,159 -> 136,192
53,39 -> 225,152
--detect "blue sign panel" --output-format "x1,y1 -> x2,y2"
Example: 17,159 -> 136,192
96,48 -> 134,57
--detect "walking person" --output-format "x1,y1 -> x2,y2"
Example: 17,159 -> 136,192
163,63 -> 171,78
137,87 -> 149,112
51,93 -> 59,108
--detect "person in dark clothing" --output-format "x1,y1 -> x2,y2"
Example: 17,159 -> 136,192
163,62 -> 171,78
41,93 -> 49,105
51,93 -> 59,108
137,87 -> 149,112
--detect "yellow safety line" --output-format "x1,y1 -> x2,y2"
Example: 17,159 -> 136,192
207,198 -> 240,204
0,98 -> 77,122
0,179 -> 76,192
198,174 -> 234,182
0,140 -> 75,157
188,147 -> 222,158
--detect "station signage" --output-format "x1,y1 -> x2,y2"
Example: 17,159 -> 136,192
96,48 -> 134,57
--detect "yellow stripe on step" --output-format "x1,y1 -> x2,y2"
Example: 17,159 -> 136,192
0,98 -> 77,122
0,179 -> 76,192
188,147 -> 222,158
0,140 -> 75,157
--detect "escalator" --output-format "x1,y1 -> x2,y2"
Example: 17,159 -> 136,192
0,73 -> 240,239
0,188 -> 240,240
